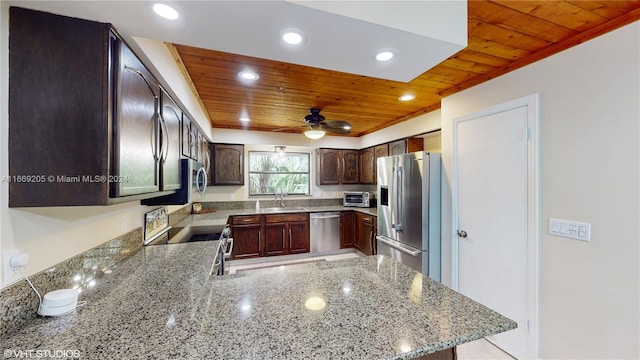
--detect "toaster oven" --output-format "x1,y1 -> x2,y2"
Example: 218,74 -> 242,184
343,191 -> 374,207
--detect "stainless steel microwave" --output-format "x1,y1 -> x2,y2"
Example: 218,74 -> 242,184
343,191 -> 374,207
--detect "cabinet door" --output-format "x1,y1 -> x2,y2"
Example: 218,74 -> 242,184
230,224 -> 262,259
213,144 -> 244,185
356,213 -> 375,256
264,223 -> 287,256
341,150 -> 360,184
288,221 -> 310,254
114,42 -> 160,196
182,116 -> 192,159
317,149 -> 340,185
159,89 -> 181,190
359,147 -> 375,184
375,144 -> 389,158
389,139 -> 407,156
340,211 -> 356,248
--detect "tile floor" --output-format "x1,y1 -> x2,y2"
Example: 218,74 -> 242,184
227,251 -> 515,360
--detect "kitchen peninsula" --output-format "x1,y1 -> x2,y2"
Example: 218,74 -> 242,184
2,240 -> 516,359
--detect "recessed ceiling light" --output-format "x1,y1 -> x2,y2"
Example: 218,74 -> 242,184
282,31 -> 304,45
152,4 -> 179,20
399,94 -> 415,102
376,51 -> 394,62
237,70 -> 259,81
239,117 -> 251,122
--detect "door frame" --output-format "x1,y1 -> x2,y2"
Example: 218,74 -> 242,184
451,94 -> 540,359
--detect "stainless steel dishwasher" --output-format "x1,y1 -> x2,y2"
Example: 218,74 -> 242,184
309,212 -> 341,253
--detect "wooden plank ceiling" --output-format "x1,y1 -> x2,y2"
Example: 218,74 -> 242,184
172,0 -> 640,137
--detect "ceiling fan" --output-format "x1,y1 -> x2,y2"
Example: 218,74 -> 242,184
274,108 -> 352,139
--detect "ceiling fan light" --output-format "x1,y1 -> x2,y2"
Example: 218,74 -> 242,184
304,129 -> 326,140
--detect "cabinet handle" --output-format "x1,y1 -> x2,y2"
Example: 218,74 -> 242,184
289,228 -> 292,248
282,228 -> 286,250
159,113 -> 169,162
258,230 -> 261,254
123,65 -> 157,96
204,148 -> 211,172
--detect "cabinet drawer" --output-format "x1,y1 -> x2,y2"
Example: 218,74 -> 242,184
360,214 -> 376,224
264,213 -> 308,223
231,215 -> 262,225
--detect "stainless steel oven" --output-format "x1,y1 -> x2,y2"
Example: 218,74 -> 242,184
210,225 -> 233,275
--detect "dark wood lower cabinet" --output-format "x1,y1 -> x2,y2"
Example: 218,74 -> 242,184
230,215 -> 262,259
263,213 -> 310,256
232,213 -> 309,259
355,212 -> 376,256
340,211 -> 356,248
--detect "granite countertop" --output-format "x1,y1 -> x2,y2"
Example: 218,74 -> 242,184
2,242 -> 516,359
177,205 -> 377,228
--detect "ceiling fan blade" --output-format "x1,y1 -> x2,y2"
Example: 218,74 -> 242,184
320,120 -> 351,135
272,125 -> 307,132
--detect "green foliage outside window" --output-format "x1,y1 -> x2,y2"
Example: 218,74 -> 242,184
248,151 -> 310,195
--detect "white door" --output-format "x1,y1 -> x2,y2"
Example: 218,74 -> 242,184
453,95 -> 538,359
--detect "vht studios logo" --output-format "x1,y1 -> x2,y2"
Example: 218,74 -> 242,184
3,349 -> 81,358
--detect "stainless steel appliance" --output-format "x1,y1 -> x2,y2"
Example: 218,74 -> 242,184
210,225 -> 233,276
309,212 -> 341,253
343,191 -> 374,207
376,152 -> 441,281
142,158 -> 207,205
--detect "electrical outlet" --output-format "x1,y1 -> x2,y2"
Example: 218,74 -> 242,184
549,218 -> 591,242
3,249 -> 27,284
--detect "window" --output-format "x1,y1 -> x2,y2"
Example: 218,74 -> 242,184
248,151 -> 310,195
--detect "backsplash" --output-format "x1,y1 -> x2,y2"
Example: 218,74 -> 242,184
196,198 -> 342,211
0,228 -> 143,338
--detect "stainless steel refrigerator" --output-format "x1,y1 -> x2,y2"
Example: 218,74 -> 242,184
376,152 -> 441,281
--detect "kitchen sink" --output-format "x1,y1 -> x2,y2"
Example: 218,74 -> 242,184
260,207 -> 307,213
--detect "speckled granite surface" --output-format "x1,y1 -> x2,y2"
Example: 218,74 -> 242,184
2,241 -> 516,359
0,228 -> 143,338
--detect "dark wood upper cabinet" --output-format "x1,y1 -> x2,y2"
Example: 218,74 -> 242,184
375,144 -> 389,158
158,89 -> 182,191
211,143 -> 244,185
388,138 -> 424,155
340,150 -> 360,184
317,148 -> 359,185
316,149 -> 340,185
359,147 -> 375,185
8,7 -> 176,206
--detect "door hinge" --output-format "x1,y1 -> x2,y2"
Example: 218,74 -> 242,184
525,127 -> 531,141
526,319 -> 530,332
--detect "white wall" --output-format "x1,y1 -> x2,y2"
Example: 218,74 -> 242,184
360,110 -> 441,148
440,22 -> 639,359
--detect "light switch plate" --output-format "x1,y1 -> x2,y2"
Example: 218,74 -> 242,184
549,218 -> 591,242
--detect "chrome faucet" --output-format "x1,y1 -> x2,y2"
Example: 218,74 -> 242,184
275,186 -> 286,207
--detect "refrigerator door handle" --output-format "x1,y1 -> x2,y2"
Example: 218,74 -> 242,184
393,166 -> 403,231
377,236 -> 421,256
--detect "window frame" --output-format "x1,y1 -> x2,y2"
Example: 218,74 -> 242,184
247,150 -> 311,196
